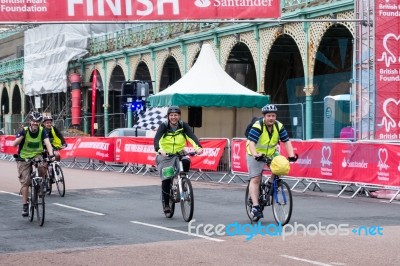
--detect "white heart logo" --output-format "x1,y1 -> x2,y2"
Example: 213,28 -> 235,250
378,148 -> 388,165
378,98 -> 400,132
322,146 -> 331,161
377,33 -> 400,67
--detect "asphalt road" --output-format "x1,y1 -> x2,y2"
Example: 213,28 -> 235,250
1,160 -> 400,265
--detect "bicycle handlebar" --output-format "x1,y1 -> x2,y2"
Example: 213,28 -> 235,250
13,154 -> 50,164
160,150 -> 198,158
254,153 -> 299,164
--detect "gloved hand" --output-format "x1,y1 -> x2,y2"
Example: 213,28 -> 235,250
254,155 -> 265,162
49,154 -> 56,162
195,148 -> 203,155
158,150 -> 167,156
288,154 -> 298,162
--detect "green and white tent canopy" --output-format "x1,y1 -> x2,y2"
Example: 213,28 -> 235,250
148,44 -> 269,108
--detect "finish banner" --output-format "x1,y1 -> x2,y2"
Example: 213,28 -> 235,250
375,0 -> 400,139
0,0 -> 281,22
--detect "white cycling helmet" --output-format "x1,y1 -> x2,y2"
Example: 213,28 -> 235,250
29,111 -> 43,122
261,104 -> 278,114
43,115 -> 53,122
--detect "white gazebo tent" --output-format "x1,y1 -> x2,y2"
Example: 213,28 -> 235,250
148,44 -> 270,138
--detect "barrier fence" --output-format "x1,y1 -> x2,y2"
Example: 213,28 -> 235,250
1,135 -> 400,202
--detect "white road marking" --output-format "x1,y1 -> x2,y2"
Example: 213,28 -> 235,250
280,255 -> 335,266
380,200 -> 400,204
53,203 -> 105,216
131,221 -> 224,242
0,191 -> 20,196
326,194 -> 352,199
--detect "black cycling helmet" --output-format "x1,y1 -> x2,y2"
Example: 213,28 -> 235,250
167,106 -> 181,115
261,104 -> 278,114
30,111 -> 43,122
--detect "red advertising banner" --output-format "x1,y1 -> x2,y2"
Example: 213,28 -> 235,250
190,139 -> 226,171
66,137 -> 115,162
231,138 -> 248,174
114,137 -> 156,165
0,135 -> 17,154
375,0 -> 400,139
2,135 -> 400,187
0,0 -> 281,22
59,138 -> 79,159
114,137 -> 226,171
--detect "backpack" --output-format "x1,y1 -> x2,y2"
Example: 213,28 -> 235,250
244,117 -> 263,138
244,117 -> 279,139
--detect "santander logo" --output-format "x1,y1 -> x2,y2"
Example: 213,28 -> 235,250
194,0 -> 211,7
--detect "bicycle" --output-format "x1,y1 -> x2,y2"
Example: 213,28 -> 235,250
15,155 -> 48,226
45,160 -> 66,197
42,150 -> 66,197
245,155 -> 294,225
160,151 -> 197,222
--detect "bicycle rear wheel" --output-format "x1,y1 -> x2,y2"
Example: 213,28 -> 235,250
272,180 -> 292,225
180,177 -> 194,222
54,165 -> 65,197
36,182 -> 45,226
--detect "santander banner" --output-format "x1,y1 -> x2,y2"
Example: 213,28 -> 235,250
230,139 -> 400,187
0,0 -> 281,22
375,0 -> 400,139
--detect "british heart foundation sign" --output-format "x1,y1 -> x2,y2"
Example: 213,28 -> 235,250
375,0 -> 400,139
0,0 -> 281,22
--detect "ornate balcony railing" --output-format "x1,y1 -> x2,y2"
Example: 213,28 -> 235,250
0,58 -> 24,78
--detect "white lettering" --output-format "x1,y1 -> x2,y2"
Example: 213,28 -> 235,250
137,0 -> 152,16
157,0 -> 179,15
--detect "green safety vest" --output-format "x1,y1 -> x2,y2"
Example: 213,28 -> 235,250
246,120 -> 283,157
20,127 -> 44,159
50,127 -> 62,148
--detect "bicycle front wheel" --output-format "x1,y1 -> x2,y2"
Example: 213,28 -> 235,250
245,183 -> 253,222
36,183 -> 45,226
28,187 -> 34,222
272,180 -> 292,226
180,177 -> 194,222
54,165 -> 65,197
46,176 -> 52,196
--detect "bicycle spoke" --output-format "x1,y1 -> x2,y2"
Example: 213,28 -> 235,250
272,181 -> 293,225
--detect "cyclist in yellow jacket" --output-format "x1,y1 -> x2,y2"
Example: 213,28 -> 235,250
154,106 -> 203,214
42,115 -> 67,161
13,111 -> 55,217
246,104 -> 298,222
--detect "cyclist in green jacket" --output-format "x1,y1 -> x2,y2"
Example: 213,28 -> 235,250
13,111 -> 55,217
154,106 -> 203,214
246,104 -> 298,222
42,115 -> 67,161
